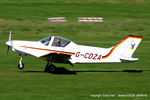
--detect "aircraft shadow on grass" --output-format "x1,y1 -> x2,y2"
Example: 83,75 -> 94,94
22,67 -> 149,75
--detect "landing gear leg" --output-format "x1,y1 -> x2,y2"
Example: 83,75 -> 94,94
44,62 -> 56,73
18,56 -> 24,69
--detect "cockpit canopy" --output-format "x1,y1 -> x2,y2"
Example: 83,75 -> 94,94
40,36 -> 71,47
40,36 -> 52,45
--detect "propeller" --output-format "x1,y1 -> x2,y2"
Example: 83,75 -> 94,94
6,30 -> 12,56
7,46 -> 10,56
8,30 -> 12,41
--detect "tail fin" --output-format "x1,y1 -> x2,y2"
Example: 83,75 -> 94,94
102,35 -> 143,62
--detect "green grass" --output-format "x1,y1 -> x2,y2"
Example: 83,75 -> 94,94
0,0 -> 150,100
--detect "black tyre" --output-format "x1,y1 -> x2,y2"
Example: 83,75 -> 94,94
18,63 -> 24,69
49,65 -> 56,72
44,64 -> 56,73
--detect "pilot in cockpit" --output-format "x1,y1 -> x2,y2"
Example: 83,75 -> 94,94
56,38 -> 61,47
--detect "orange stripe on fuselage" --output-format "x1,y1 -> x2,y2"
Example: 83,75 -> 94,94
102,35 -> 143,59
20,46 -> 75,55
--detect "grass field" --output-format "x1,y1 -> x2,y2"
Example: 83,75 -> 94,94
0,0 -> 150,100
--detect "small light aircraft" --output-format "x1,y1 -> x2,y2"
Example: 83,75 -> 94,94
6,30 -> 143,73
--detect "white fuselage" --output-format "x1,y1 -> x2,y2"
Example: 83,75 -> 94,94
10,40 -> 116,64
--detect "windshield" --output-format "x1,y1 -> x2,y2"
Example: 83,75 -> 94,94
40,36 -> 51,46
52,36 -> 71,47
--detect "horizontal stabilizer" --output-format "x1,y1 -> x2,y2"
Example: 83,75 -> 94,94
120,56 -> 139,62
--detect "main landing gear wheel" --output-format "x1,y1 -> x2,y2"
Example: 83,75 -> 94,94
44,63 -> 56,73
18,63 -> 24,69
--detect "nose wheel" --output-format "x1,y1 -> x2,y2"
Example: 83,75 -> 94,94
44,62 -> 56,73
18,56 -> 24,69
18,62 -> 24,69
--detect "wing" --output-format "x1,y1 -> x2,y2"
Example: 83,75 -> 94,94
40,53 -> 73,66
